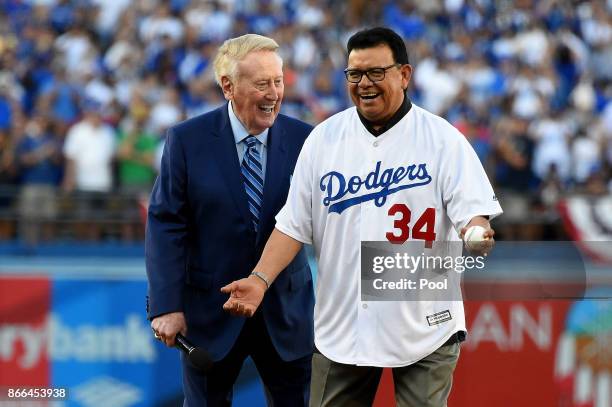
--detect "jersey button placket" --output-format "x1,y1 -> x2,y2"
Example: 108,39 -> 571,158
357,299 -> 375,362
369,138 -> 378,165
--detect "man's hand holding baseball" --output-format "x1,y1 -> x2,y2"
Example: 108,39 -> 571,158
460,216 -> 495,256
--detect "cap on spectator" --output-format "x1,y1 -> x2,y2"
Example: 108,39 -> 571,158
81,97 -> 103,113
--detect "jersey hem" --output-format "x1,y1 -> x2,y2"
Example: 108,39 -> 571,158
314,325 -> 466,368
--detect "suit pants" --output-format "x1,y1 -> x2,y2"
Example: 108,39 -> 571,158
182,312 -> 312,407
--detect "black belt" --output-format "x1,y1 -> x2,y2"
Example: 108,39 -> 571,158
442,330 -> 466,347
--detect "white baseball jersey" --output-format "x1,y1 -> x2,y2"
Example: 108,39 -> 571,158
276,103 -> 503,367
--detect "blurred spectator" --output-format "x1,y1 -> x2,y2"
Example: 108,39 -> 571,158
41,64 -> 81,133
62,99 -> 116,240
454,110 -> 492,165
306,58 -> 344,122
90,0 -> 131,41
538,163 -> 564,213
530,108 -> 572,184
552,43 -> 579,110
494,116 -> 537,240
0,128 -> 14,184
139,1 -> 184,44
185,0 -> 232,42
0,88 -> 13,131
62,100 -> 115,193
182,76 -> 224,119
0,72 -> 22,130
0,0 -> 610,243
570,129 -> 601,185
15,112 -> 62,247
513,20 -> 550,68
117,100 -> 157,192
383,2 -> 426,40
0,126 -> 16,239
54,22 -> 99,80
149,86 -> 183,172
296,0 -> 325,29
116,98 -> 157,240
279,63 -> 311,123
177,30 -> 212,85
414,50 -> 461,115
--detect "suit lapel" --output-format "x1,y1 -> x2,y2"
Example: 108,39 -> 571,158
209,106 -> 252,225
258,121 -> 287,243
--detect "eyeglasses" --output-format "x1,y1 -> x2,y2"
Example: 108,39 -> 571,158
343,63 -> 401,83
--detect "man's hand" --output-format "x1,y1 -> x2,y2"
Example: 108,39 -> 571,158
460,216 -> 495,256
151,311 -> 187,347
220,275 -> 267,317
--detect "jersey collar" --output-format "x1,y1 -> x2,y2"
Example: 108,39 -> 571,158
356,94 -> 412,137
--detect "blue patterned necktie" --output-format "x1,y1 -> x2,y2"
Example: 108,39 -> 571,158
241,136 -> 264,232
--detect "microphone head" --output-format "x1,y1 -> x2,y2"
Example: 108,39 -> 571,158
188,347 -> 213,373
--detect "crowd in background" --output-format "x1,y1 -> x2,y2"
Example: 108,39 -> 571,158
0,0 -> 611,244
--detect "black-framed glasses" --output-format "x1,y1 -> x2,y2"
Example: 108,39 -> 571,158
343,63 -> 401,83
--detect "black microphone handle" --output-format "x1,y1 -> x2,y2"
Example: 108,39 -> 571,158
173,333 -> 214,373
175,333 -> 195,353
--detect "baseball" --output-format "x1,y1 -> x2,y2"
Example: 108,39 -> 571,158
463,225 -> 489,251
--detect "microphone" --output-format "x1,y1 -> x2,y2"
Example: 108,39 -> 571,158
175,333 -> 213,373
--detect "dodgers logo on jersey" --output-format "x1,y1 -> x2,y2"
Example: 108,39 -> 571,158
320,161 -> 432,214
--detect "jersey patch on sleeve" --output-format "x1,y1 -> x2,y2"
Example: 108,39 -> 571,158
426,310 -> 452,326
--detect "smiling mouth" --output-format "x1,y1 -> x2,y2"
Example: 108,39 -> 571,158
359,93 -> 380,100
259,105 -> 275,113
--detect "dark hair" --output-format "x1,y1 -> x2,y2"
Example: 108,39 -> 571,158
347,27 -> 409,65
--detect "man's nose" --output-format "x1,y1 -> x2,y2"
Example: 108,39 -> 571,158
358,74 -> 374,87
267,83 -> 279,100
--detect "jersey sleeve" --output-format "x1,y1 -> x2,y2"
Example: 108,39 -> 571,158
441,128 -> 503,232
274,127 -> 317,245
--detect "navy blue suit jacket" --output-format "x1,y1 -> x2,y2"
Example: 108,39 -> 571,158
146,105 -> 314,362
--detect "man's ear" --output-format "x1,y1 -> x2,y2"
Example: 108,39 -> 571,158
401,64 -> 413,91
221,76 -> 233,101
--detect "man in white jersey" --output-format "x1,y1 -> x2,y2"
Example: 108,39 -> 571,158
221,27 -> 503,406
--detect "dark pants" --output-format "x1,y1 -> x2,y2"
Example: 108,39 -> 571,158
310,337 -> 461,407
182,313 -> 312,407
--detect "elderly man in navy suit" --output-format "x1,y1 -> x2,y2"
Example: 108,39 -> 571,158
146,34 -> 314,406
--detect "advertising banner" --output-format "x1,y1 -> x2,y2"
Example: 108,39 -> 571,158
0,276 -> 183,407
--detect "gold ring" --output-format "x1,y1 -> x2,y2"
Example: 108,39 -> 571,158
153,331 -> 161,340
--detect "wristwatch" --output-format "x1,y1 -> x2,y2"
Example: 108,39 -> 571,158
250,271 -> 270,289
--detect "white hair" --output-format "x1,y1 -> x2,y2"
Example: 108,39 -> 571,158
213,34 -> 280,85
